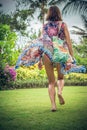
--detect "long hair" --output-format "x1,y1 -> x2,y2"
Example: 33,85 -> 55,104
46,6 -> 62,21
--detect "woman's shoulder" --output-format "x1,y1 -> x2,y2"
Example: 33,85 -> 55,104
59,21 -> 68,29
62,22 -> 68,29
57,21 -> 65,25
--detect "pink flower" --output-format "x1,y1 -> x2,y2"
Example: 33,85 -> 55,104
4,64 -> 16,81
9,68 -> 16,81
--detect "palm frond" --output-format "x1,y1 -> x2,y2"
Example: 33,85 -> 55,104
71,30 -> 87,35
48,0 -> 66,5
22,0 -> 34,3
72,26 -> 85,32
62,0 -> 87,16
81,15 -> 87,30
71,25 -> 87,37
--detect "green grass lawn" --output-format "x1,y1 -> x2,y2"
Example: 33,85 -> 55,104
0,87 -> 87,130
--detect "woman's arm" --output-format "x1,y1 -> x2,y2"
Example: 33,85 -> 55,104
64,23 -> 73,58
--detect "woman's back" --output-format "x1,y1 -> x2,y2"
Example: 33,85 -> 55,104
43,21 -> 65,41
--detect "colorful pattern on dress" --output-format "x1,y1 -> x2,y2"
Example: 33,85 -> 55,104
15,21 -> 86,74
15,42 -> 53,69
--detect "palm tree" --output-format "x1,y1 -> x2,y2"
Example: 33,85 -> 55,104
14,0 -> 87,32
18,0 -> 67,24
18,0 -> 49,24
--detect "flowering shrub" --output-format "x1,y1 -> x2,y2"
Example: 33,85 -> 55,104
16,65 -> 46,80
0,64 -> 16,89
4,64 -> 16,82
15,66 -> 87,87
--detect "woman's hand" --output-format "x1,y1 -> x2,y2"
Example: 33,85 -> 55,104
65,62 -> 72,70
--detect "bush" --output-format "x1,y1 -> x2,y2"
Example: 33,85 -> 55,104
13,67 -> 87,89
16,65 -> 47,80
1,65 -> 87,90
73,37 -> 87,72
0,64 -> 16,90
0,24 -> 19,88
0,24 -> 18,65
65,73 -> 87,86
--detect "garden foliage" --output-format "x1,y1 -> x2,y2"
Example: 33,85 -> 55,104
0,24 -> 18,87
73,37 -> 87,71
0,24 -> 87,89
12,66 -> 87,89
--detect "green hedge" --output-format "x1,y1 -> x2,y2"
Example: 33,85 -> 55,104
0,66 -> 87,90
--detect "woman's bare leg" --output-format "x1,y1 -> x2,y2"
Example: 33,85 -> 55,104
56,63 -> 65,105
57,79 -> 64,95
43,55 -> 56,110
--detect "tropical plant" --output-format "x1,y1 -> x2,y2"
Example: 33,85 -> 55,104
0,24 -> 18,65
81,15 -> 87,30
17,0 -> 48,24
72,37 -> 87,71
0,0 -> 35,35
0,24 -> 17,84
73,37 -> 87,57
0,10 -> 34,35
0,24 -> 18,87
62,0 -> 87,29
71,26 -> 87,37
21,0 -> 67,24
48,0 -> 67,6
62,0 -> 87,16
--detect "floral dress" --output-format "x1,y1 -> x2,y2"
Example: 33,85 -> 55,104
15,21 -> 86,74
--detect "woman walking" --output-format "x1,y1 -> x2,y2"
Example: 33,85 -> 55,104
15,6 -> 86,112
38,5 -> 73,111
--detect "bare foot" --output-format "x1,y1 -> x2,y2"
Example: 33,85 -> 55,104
51,105 -> 57,112
51,109 -> 56,112
58,94 -> 65,105
51,107 -> 56,112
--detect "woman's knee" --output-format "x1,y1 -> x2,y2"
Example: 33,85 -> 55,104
56,63 -> 64,80
58,73 -> 64,80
